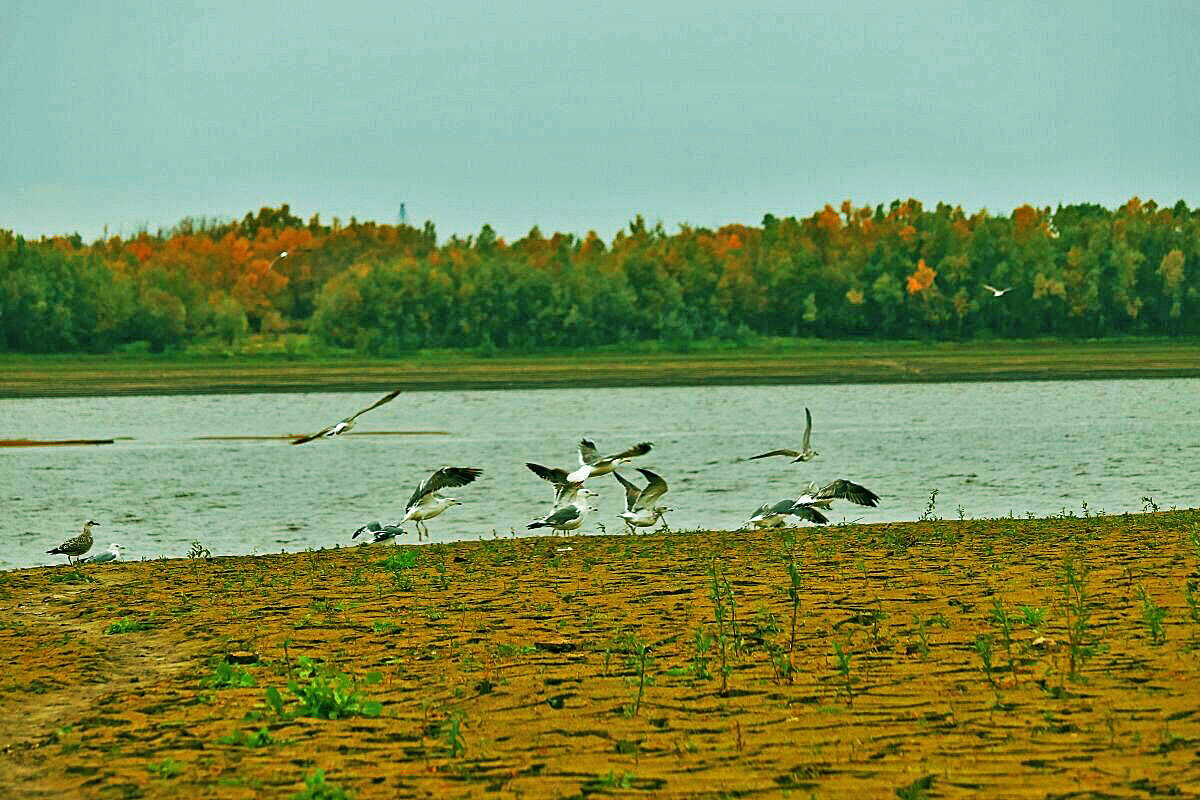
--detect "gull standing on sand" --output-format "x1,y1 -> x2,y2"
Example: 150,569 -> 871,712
525,463 -> 599,507
47,520 -> 98,564
567,438 -> 654,483
613,468 -> 673,533
352,520 -> 406,544
983,284 -> 1012,297
80,543 -> 125,564
526,500 -> 598,535
400,467 -> 482,540
290,388 -> 403,445
748,407 -> 818,463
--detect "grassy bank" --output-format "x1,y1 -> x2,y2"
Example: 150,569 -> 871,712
2,511 -> 1199,797
3,337 -> 1200,397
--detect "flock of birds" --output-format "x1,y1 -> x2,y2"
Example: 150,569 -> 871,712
44,395 -> 880,564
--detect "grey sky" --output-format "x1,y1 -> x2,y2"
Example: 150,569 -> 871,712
3,0 -> 1197,242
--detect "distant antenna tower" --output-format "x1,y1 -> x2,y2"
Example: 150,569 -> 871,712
398,202 -> 407,226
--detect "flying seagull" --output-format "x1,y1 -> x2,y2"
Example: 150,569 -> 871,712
525,462 -> 599,507
983,284 -> 1011,297
290,388 -> 403,445
792,479 -> 880,514
748,407 -> 818,463
80,542 -> 125,564
744,499 -> 829,529
352,520 -> 406,544
526,501 -> 597,535
613,468 -> 673,533
567,438 -> 654,483
400,466 -> 482,540
47,520 -> 98,564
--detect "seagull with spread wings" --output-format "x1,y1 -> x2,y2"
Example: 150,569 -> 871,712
983,284 -> 1011,297
290,388 -> 402,445
792,479 -> 880,515
744,499 -> 829,529
567,438 -> 654,483
748,407 -> 818,463
352,520 -> 406,544
525,462 -> 599,507
613,468 -> 672,533
399,466 -> 482,540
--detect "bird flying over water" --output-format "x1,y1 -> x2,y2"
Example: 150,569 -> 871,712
80,542 -> 125,564
613,468 -> 672,532
983,284 -> 1011,297
525,462 -> 598,507
47,520 -> 99,564
290,388 -> 402,445
567,438 -> 654,482
792,479 -> 880,513
400,466 -> 482,540
748,407 -> 818,463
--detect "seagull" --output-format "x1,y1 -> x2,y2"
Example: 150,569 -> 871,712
79,542 -> 125,564
792,479 -> 880,514
983,284 -> 1011,297
613,468 -> 673,533
748,407 -> 818,463
567,438 -> 654,483
352,520 -> 406,544
525,462 -> 599,507
744,499 -> 828,529
400,466 -> 482,540
47,520 -> 98,564
526,501 -> 597,535
290,388 -> 402,445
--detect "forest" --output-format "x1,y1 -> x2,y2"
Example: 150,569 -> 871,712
1,198 -> 1196,354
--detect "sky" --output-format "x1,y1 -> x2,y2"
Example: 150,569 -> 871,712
2,0 -> 1198,242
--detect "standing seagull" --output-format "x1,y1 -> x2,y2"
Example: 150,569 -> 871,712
748,407 -> 818,463
47,520 -> 98,564
744,499 -> 829,529
567,438 -> 654,483
983,284 -> 1012,297
526,501 -> 597,535
613,469 -> 673,533
400,466 -> 482,540
80,543 -> 125,564
291,388 -> 403,445
525,462 -> 599,507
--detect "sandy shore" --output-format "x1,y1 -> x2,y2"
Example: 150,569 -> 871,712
1,511 -> 1198,798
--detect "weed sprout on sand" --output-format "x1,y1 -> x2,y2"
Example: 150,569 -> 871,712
1135,584 -> 1167,645
989,597 -> 1020,686
1059,556 -> 1096,681
832,639 -> 855,704
615,632 -> 654,717
294,769 -> 351,800
707,560 -> 734,695
920,489 -> 940,522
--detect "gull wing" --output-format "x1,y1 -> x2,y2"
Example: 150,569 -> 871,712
526,462 -> 570,485
816,479 -> 879,507
790,504 -> 830,524
612,471 -> 642,513
748,449 -> 801,460
578,438 -> 601,465
352,520 -> 384,539
290,423 -> 339,446
407,466 -> 483,510
346,388 -> 402,422
801,407 -> 813,451
606,441 -> 653,462
541,504 -> 582,526
983,284 -> 1000,294
748,501 -> 773,519
768,498 -> 797,516
633,468 -> 668,510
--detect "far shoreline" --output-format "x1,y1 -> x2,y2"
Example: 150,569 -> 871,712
2,337 -> 1198,398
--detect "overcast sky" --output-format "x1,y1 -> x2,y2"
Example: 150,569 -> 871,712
3,0 -> 1197,242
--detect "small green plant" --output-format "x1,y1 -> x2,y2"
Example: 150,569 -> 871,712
691,626 -> 713,681
266,659 -> 382,720
439,709 -> 467,757
707,559 -> 734,695
1060,556 -> 1096,680
1185,582 -> 1200,631
105,618 -> 150,635
616,632 -> 654,717
188,541 -> 211,560
919,489 -> 940,521
1135,584 -> 1167,645
974,634 -> 999,701
49,569 -> 97,584
989,597 -> 1019,686
832,640 -> 854,703
371,620 -> 399,635
294,768 -> 352,800
147,757 -> 183,779
218,727 -> 277,748
207,660 -> 256,689
784,557 -> 803,681
1018,605 -> 1047,631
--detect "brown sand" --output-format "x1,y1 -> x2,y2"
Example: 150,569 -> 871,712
1,512 -> 1198,798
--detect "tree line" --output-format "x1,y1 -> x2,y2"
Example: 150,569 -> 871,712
1,198 -> 1196,354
